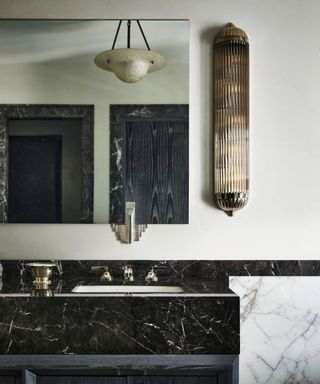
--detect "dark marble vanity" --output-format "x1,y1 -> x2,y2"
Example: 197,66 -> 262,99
0,260 -> 240,355
0,260 -> 240,383
0,261 -> 240,384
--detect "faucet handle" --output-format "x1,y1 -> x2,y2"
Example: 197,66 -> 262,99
101,270 -> 113,282
91,266 -> 113,282
91,265 -> 109,272
123,265 -> 134,282
145,268 -> 158,283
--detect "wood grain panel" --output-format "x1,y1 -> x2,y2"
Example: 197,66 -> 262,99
110,104 -> 189,224
124,119 -> 188,224
0,377 -> 18,384
38,377 -> 126,384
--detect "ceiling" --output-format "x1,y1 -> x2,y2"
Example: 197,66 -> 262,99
0,20 -> 189,64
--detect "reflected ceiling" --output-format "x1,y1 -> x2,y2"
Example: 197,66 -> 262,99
0,20 -> 189,64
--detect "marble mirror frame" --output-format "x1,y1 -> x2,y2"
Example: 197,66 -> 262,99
0,104 -> 94,223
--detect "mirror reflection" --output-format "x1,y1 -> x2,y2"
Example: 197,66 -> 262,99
0,20 -> 189,223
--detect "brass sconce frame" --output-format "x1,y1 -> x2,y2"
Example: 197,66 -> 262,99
214,23 -> 250,216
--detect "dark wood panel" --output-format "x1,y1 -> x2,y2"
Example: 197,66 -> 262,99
110,104 -> 189,225
124,119 -> 188,224
128,377 -> 217,384
38,377 -> 126,384
0,376 -> 18,384
0,355 -> 239,369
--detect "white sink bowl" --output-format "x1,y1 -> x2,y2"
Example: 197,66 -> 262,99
72,285 -> 184,294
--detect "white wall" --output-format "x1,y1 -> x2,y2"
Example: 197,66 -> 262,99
0,0 -> 319,260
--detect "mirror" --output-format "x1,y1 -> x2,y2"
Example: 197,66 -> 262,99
0,20 -> 189,223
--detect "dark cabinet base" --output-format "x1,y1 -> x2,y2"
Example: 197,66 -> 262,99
0,356 -> 238,384
26,376 -> 220,384
128,376 -> 220,384
0,372 -> 20,384
0,378 -> 18,384
36,378 -> 125,384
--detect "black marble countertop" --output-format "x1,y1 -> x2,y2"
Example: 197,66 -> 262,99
0,260 -> 240,354
1,259 -> 319,297
0,260 -> 235,297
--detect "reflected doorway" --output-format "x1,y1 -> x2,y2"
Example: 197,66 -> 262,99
0,104 -> 94,223
8,119 -> 82,223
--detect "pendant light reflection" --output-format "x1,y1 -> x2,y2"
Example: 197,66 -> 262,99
214,23 -> 250,216
94,20 -> 166,83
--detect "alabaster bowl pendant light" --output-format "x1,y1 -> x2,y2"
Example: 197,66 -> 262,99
94,20 -> 166,83
214,23 -> 250,216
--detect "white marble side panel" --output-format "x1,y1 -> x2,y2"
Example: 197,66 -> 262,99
230,277 -> 320,384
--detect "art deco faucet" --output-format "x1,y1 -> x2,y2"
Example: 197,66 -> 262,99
111,202 -> 147,244
123,265 -> 134,283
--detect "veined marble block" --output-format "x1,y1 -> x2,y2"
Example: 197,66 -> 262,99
230,276 -> 320,384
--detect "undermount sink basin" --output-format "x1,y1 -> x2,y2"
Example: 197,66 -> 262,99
71,285 -> 184,294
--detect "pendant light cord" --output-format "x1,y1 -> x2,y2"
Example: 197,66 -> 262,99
127,20 -> 131,48
136,20 -> 150,51
111,20 -> 122,50
111,19 -> 151,51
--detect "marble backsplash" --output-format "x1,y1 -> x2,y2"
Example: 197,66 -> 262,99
2,260 -> 320,281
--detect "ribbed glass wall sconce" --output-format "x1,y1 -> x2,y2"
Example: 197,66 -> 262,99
214,23 -> 249,216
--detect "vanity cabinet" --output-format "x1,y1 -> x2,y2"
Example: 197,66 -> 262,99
0,378 -> 14,384
0,375 -> 232,384
35,378 -> 125,384
0,356 -> 238,384
0,262 -> 239,384
0,370 -> 234,384
25,376 -> 223,384
0,374 -> 20,384
127,376 -> 220,383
